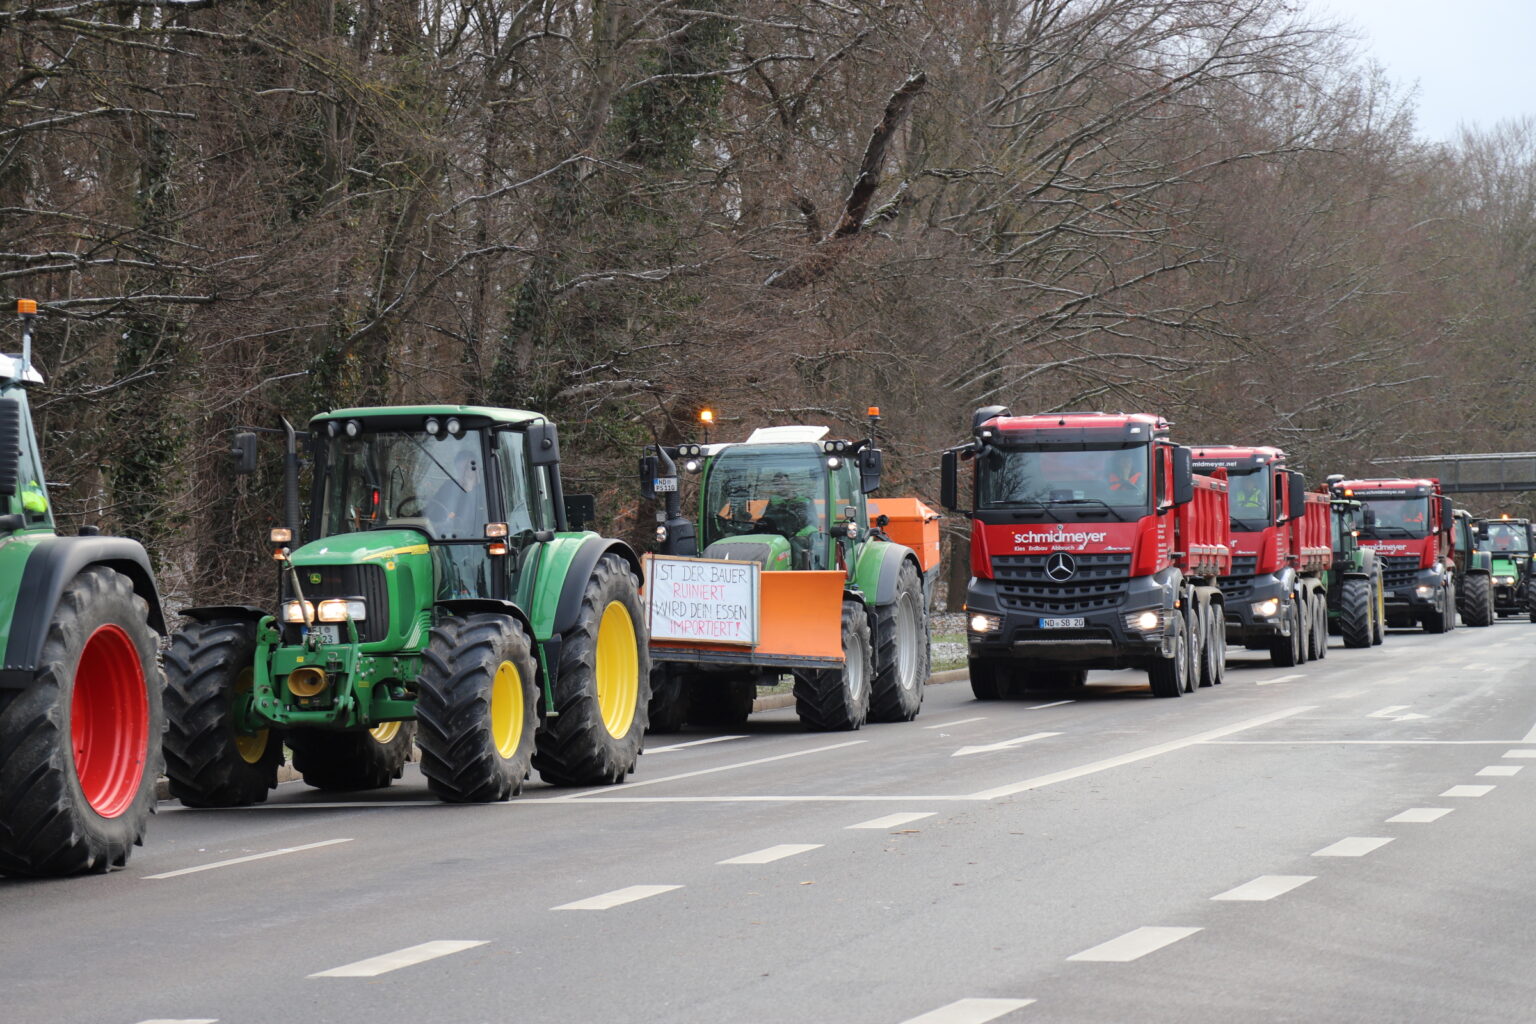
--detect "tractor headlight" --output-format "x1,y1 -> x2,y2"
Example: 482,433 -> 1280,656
827,456 -> 842,469
969,613 -> 1001,634
269,527 -> 293,544
1125,609 -> 1162,632
282,600 -> 315,623
316,598 -> 366,622
1251,598 -> 1280,618
655,524 -> 668,542
1497,575 -> 1516,585
683,459 -> 701,473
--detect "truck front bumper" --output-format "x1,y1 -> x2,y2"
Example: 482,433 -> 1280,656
964,575 -> 1175,671
1219,573 -> 1292,648
1383,569 -> 1447,626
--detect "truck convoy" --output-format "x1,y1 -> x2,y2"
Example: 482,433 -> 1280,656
1189,446 -> 1332,667
941,409 -> 1231,699
163,405 -> 650,806
639,417 -> 936,731
0,301 -> 168,876
1335,478 -> 1457,633
1480,516 -> 1535,618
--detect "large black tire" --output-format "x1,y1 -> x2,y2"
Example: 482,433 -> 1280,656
534,553 -> 650,786
794,600 -> 872,730
969,657 -> 1006,700
0,567 -> 163,877
1182,602 -> 1202,694
289,721 -> 416,792
1423,584 -> 1450,634
1371,576 -> 1386,644
870,561 -> 928,722
1268,599 -> 1301,668
1148,615 -> 1185,697
416,614 -> 539,802
163,618 -> 281,808
646,664 -> 690,733
1310,591 -> 1327,660
1338,578 -> 1372,648
687,675 -> 756,727
1199,603 -> 1222,687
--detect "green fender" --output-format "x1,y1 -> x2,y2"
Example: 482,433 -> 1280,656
526,533 -> 643,709
851,538 -> 921,609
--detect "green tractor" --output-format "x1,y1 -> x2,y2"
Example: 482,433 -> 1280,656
1452,508 -> 1494,627
1322,480 -> 1387,648
1479,516 -> 1536,619
162,406 -> 650,806
639,418 -> 937,732
0,301 -> 166,876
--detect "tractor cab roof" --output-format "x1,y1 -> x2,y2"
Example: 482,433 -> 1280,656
1189,444 -> 1287,472
0,353 -> 42,385
698,425 -> 859,458
311,405 -> 547,432
979,411 -> 1168,445
1337,478 -> 1440,498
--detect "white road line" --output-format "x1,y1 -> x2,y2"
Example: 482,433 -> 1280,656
645,735 -> 747,753
718,843 -> 822,865
898,997 -> 1035,1023
552,740 -> 866,799
1368,705 -> 1412,718
1025,700 -> 1075,710
1461,663 -> 1491,671
309,940 -> 487,978
969,706 -> 1314,800
553,884 -> 682,911
1211,875 -> 1314,901
144,838 -> 353,879
1328,691 -> 1366,700
1478,765 -> 1522,777
136,1020 -> 217,1023
1256,673 -> 1303,686
1313,836 -> 1393,857
953,732 -> 1062,758
1442,785 -> 1496,797
848,812 -> 937,829
1520,717 -> 1536,743
1067,926 -> 1202,962
1386,807 -> 1453,823
1503,749 -> 1536,758
924,716 -> 988,730
1208,739 -> 1524,745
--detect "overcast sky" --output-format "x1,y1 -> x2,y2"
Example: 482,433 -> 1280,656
1311,0 -> 1536,142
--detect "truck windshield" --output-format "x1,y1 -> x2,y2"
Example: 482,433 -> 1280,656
1227,468 -> 1271,532
976,444 -> 1149,512
701,444 -> 829,551
1485,522 -> 1530,554
318,430 -> 489,541
1360,497 -> 1430,538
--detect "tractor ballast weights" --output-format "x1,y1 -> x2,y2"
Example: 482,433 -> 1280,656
162,406 -> 651,807
944,409 -> 1233,699
0,301 -> 168,876
639,412 -> 938,731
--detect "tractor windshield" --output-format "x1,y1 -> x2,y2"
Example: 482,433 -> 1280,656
1226,468 -> 1271,532
1485,521 -> 1530,554
976,443 -> 1149,517
1330,504 -> 1356,554
1359,497 -> 1430,538
317,430 -> 489,541
701,444 -> 830,566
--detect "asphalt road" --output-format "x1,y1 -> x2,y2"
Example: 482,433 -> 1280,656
5,620 -> 1536,1024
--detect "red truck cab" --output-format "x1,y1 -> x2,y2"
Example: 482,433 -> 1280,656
1336,477 -> 1456,632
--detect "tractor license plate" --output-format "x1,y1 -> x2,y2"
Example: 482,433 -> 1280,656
652,476 -> 678,492
1039,617 -> 1085,629
311,623 -> 341,645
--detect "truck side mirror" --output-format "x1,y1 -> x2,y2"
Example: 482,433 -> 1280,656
859,447 -> 883,494
527,422 -> 560,467
1172,446 -> 1194,506
1287,471 -> 1306,522
1438,495 -> 1453,531
0,398 -> 20,497
940,450 -> 959,512
638,454 -> 659,500
563,493 -> 596,531
1364,507 -> 1377,528
232,431 -> 258,475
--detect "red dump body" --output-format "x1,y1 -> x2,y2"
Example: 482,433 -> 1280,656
1176,468 -> 1232,578
1291,491 -> 1333,574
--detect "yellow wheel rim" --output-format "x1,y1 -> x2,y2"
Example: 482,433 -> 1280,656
370,721 -> 401,744
232,667 -> 270,765
595,601 -> 639,739
489,660 -> 524,760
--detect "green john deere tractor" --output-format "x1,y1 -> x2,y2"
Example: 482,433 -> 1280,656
1452,508 -> 1494,627
162,406 -> 649,806
1322,482 -> 1386,648
1478,517 -> 1536,619
0,301 -> 166,876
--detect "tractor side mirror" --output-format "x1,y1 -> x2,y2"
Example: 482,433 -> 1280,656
527,422 -> 560,467
859,447 -> 883,494
1172,446 -> 1194,506
940,450 -> 960,512
232,431 -> 258,476
564,493 -> 596,531
0,398 -> 20,497
638,454 -> 659,500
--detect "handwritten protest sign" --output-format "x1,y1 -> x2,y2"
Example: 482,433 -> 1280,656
645,555 -> 759,646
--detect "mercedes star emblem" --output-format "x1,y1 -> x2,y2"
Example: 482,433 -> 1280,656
1045,551 -> 1077,582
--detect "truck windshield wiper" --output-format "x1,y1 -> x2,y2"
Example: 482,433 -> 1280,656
997,499 -> 1059,522
1053,497 -> 1126,521
1368,525 -> 1415,538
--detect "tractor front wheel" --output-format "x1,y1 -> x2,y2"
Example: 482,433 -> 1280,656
1338,579 -> 1373,648
870,561 -> 928,723
289,721 -> 416,792
163,619 -> 280,808
794,601 -> 872,730
0,567 -> 163,877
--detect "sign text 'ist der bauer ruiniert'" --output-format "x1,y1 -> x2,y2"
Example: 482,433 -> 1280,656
646,555 -> 760,645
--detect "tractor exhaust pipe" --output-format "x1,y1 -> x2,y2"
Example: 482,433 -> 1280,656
282,417 -> 302,544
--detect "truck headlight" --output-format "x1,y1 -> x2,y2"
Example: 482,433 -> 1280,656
1251,598 -> 1280,618
1415,585 -> 1434,597
969,613 -> 1001,634
282,600 -> 314,623
1124,609 -> 1161,632
316,598 -> 367,622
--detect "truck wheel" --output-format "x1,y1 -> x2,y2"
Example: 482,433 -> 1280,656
794,600 -> 872,730
163,618 -> 280,808
870,561 -> 927,722
1199,604 -> 1221,687
0,567 -> 163,877
1338,579 -> 1372,648
1148,616 -> 1185,697
1423,587 -> 1449,634
969,657 -> 1006,700
646,665 -> 690,733
1310,592 -> 1327,660
1268,599 -> 1301,667
416,614 -> 539,802
289,721 -> 416,791
688,676 -> 755,727
1462,574 -> 1493,627
1182,603 -> 1202,694
534,554 -> 650,786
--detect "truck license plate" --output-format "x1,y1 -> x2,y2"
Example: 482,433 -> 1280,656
1039,617 -> 1085,629
311,623 -> 341,644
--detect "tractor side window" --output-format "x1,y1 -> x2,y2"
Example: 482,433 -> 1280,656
532,465 -> 557,531
496,431 -> 537,539
15,409 -> 48,525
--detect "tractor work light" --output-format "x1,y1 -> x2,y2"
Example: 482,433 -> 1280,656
327,421 -> 339,437
683,459 -> 701,473
287,666 -> 328,698
316,598 -> 366,622
282,600 -> 315,623
345,419 -> 362,438
1251,598 -> 1280,618
655,525 -> 668,542
969,613 -> 1001,634
446,416 -> 462,437
827,456 -> 842,469
425,417 -> 441,435
485,522 -> 510,538
269,527 -> 293,544
1125,609 -> 1161,632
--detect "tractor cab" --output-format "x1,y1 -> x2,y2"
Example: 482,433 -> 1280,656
0,316 -> 51,535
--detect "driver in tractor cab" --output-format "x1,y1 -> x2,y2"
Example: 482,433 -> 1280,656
760,471 -> 817,568
20,477 -> 46,517
430,450 -> 486,539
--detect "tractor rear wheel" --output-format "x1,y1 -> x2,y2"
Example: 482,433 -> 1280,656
0,567 -> 163,877
416,614 -> 539,802
646,664 -> 690,733
1338,579 -> 1372,648
969,657 -> 1006,700
1461,574 -> 1493,627
870,561 -> 927,722
794,600 -> 872,730
289,721 -> 416,792
534,554 -> 650,786
163,619 -> 281,808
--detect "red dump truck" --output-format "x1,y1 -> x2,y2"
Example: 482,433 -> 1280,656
941,409 -> 1231,698
1335,477 -> 1456,632
1189,446 -> 1333,667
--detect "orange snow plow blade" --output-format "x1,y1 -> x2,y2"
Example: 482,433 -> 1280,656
651,569 -> 845,668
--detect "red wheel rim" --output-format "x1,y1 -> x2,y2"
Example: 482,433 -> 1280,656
70,624 -> 149,818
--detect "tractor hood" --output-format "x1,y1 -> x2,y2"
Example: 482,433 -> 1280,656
290,528 -> 432,568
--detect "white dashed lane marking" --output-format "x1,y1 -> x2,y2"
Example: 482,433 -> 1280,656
136,1019 -> 217,1023
1442,785 -> 1496,797
1256,674 -> 1302,686
1024,700 -> 1075,710
646,735 -> 747,753
848,812 -> 936,830
1066,926 -> 1202,962
717,844 -> 822,865
144,838 -> 353,879
309,940 -> 487,978
898,997 -> 1035,1023
552,885 -> 683,911
553,740 -> 865,799
953,732 -> 1061,758
1211,875 -> 1315,901
924,717 -> 988,730
1387,808 -> 1453,823
1368,706 -> 1412,718
1313,837 -> 1393,857
1478,765 -> 1522,776
1502,749 -> 1536,758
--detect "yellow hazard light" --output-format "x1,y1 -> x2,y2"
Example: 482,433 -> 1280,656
699,409 -> 715,424
16,299 -> 36,315
868,406 -> 881,417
